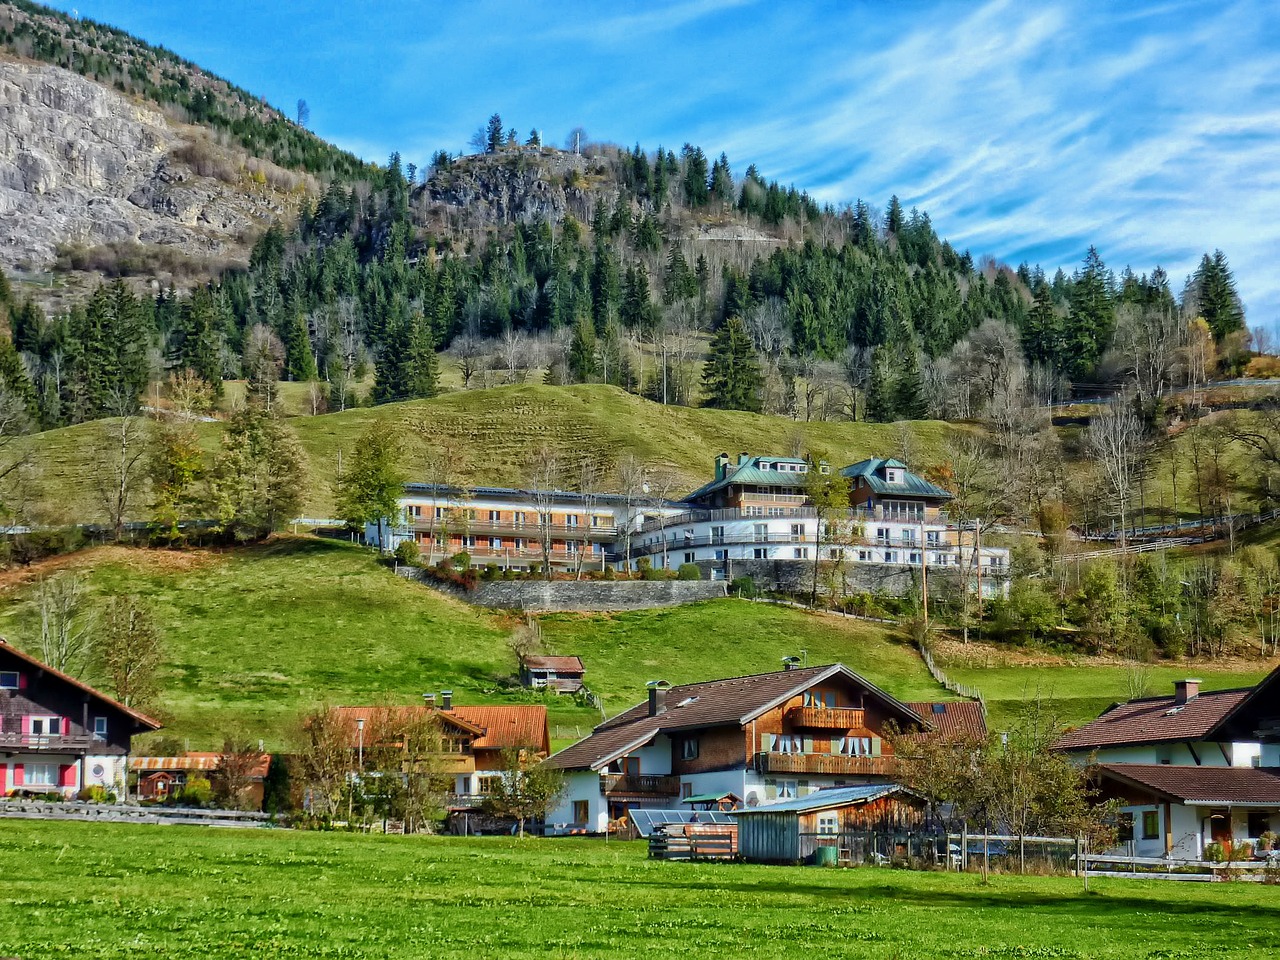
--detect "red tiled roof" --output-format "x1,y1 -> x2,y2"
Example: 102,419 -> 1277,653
328,705 -> 549,754
521,656 -> 584,673
451,705 -> 550,753
131,753 -> 270,779
1096,763 -> 1280,804
545,664 -> 925,771
905,701 -> 987,740
0,639 -> 161,731
1053,688 -> 1252,752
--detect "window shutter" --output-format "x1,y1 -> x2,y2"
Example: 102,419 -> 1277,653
13,764 -> 23,787
832,737 -> 845,755
62,717 -> 71,736
802,737 -> 814,754
798,780 -> 811,796
871,737 -> 882,757
760,733 -> 776,752
765,782 -> 778,800
17,673 -> 26,689
59,764 -> 76,788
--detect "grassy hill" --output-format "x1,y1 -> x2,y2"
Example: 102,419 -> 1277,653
0,537 -> 948,750
0,535 -> 1268,751
23,383 -> 970,523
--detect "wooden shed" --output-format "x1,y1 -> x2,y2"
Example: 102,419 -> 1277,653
732,784 -> 929,864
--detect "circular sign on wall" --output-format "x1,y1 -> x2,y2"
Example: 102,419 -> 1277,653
91,763 -> 105,780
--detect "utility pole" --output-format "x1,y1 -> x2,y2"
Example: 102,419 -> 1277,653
920,518 -> 929,627
975,518 -> 983,641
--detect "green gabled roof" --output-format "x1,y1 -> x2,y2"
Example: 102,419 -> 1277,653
681,456 -> 811,503
840,458 -> 952,500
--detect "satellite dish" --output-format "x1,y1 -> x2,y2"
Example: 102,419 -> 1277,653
746,791 -> 760,808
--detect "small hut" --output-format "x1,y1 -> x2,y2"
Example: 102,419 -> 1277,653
732,784 -> 929,864
682,791 -> 741,812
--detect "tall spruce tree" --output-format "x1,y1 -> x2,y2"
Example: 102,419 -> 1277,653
701,316 -> 762,412
865,348 -> 896,422
1192,250 -> 1245,339
567,312 -> 599,382
1066,246 -> 1115,380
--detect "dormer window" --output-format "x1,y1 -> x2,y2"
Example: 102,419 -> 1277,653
886,469 -> 902,483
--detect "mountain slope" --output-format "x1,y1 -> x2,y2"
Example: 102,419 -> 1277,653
22,383 -> 971,523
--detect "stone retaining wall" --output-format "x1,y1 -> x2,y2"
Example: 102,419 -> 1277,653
398,568 -> 727,611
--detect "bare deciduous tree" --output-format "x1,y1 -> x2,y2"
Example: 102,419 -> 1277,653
36,573 -> 92,677
1087,400 -> 1143,544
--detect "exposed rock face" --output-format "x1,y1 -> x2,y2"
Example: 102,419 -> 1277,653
0,56 -> 287,274
426,150 -> 598,226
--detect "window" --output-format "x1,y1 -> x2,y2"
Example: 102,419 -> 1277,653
926,530 -> 940,546
1248,809 -> 1271,838
714,549 -> 728,561
884,550 -> 897,563
407,505 -> 422,518
791,523 -> 806,542
876,527 -> 890,544
93,717 -> 107,741
681,782 -> 694,799
753,523 -> 769,543
488,510 -> 500,523
24,763 -> 55,787
567,541 -> 578,554
793,547 -> 809,559
684,552 -> 695,564
461,535 -> 476,548
30,717 -> 61,737
829,548 -> 844,561
1117,813 -> 1134,842
817,813 -> 839,835
434,536 -> 446,549
435,507 -> 446,519
711,526 -> 726,544
777,780 -> 797,799
591,515 -> 602,528
753,548 -> 768,560
909,551 -> 921,565
0,671 -> 18,689
1142,810 -> 1160,840
515,511 -> 526,526
572,800 -> 589,824
857,550 -> 869,562
515,538 -> 526,550
565,515 -> 579,528
901,529 -> 916,545
489,537 -> 502,550
681,737 -> 699,760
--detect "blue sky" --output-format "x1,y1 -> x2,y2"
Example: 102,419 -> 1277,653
46,0 -> 1280,325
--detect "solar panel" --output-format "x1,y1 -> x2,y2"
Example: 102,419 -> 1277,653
629,809 -> 735,837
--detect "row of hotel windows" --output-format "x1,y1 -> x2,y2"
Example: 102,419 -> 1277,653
418,535 -> 602,554
679,548 -> 1003,566
406,506 -> 612,527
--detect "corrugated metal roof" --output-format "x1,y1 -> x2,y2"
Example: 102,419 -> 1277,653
840,458 -> 952,500
732,784 -> 916,815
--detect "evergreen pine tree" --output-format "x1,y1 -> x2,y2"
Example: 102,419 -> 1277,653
865,348 -> 895,422
1066,246 -> 1115,380
404,314 -> 439,399
485,113 -> 504,154
282,311 -> 317,382
701,316 -> 763,412
568,312 -> 599,383
894,343 -> 927,420
1192,250 -> 1245,339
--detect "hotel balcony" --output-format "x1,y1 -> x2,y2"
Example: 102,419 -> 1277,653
0,732 -> 101,754
786,706 -> 867,730
408,518 -> 618,540
601,773 -> 680,797
753,752 -> 895,777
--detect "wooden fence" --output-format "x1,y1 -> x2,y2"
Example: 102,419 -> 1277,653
648,823 -> 738,860
919,644 -> 986,710
1080,851 -> 1280,882
0,800 -> 278,829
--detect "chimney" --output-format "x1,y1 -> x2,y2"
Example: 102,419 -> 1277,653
1174,679 -> 1201,704
782,656 -> 802,671
424,693 -> 436,709
739,452 -> 750,467
441,690 -> 453,711
647,680 -> 670,717
715,452 -> 729,481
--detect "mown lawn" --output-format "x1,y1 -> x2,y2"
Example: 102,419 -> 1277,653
0,820 -> 1275,959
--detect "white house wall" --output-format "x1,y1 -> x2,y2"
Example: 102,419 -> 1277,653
1085,743 -> 1239,767
546,771 -> 609,833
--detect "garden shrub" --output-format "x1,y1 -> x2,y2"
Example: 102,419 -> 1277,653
676,563 -> 701,581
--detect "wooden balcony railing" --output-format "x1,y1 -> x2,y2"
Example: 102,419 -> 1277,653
787,706 -> 867,730
753,752 -> 894,777
601,774 -> 680,796
0,732 -> 101,753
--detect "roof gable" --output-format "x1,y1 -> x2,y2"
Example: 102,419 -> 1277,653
840,458 -> 952,500
1096,763 -> 1280,805
1208,663 -> 1280,742
545,664 -> 926,772
0,640 -> 161,730
1053,688 -> 1252,752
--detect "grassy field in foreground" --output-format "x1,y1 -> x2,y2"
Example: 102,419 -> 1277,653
1,821 -> 1276,960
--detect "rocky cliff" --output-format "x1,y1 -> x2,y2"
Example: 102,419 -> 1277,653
0,55 -> 299,280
